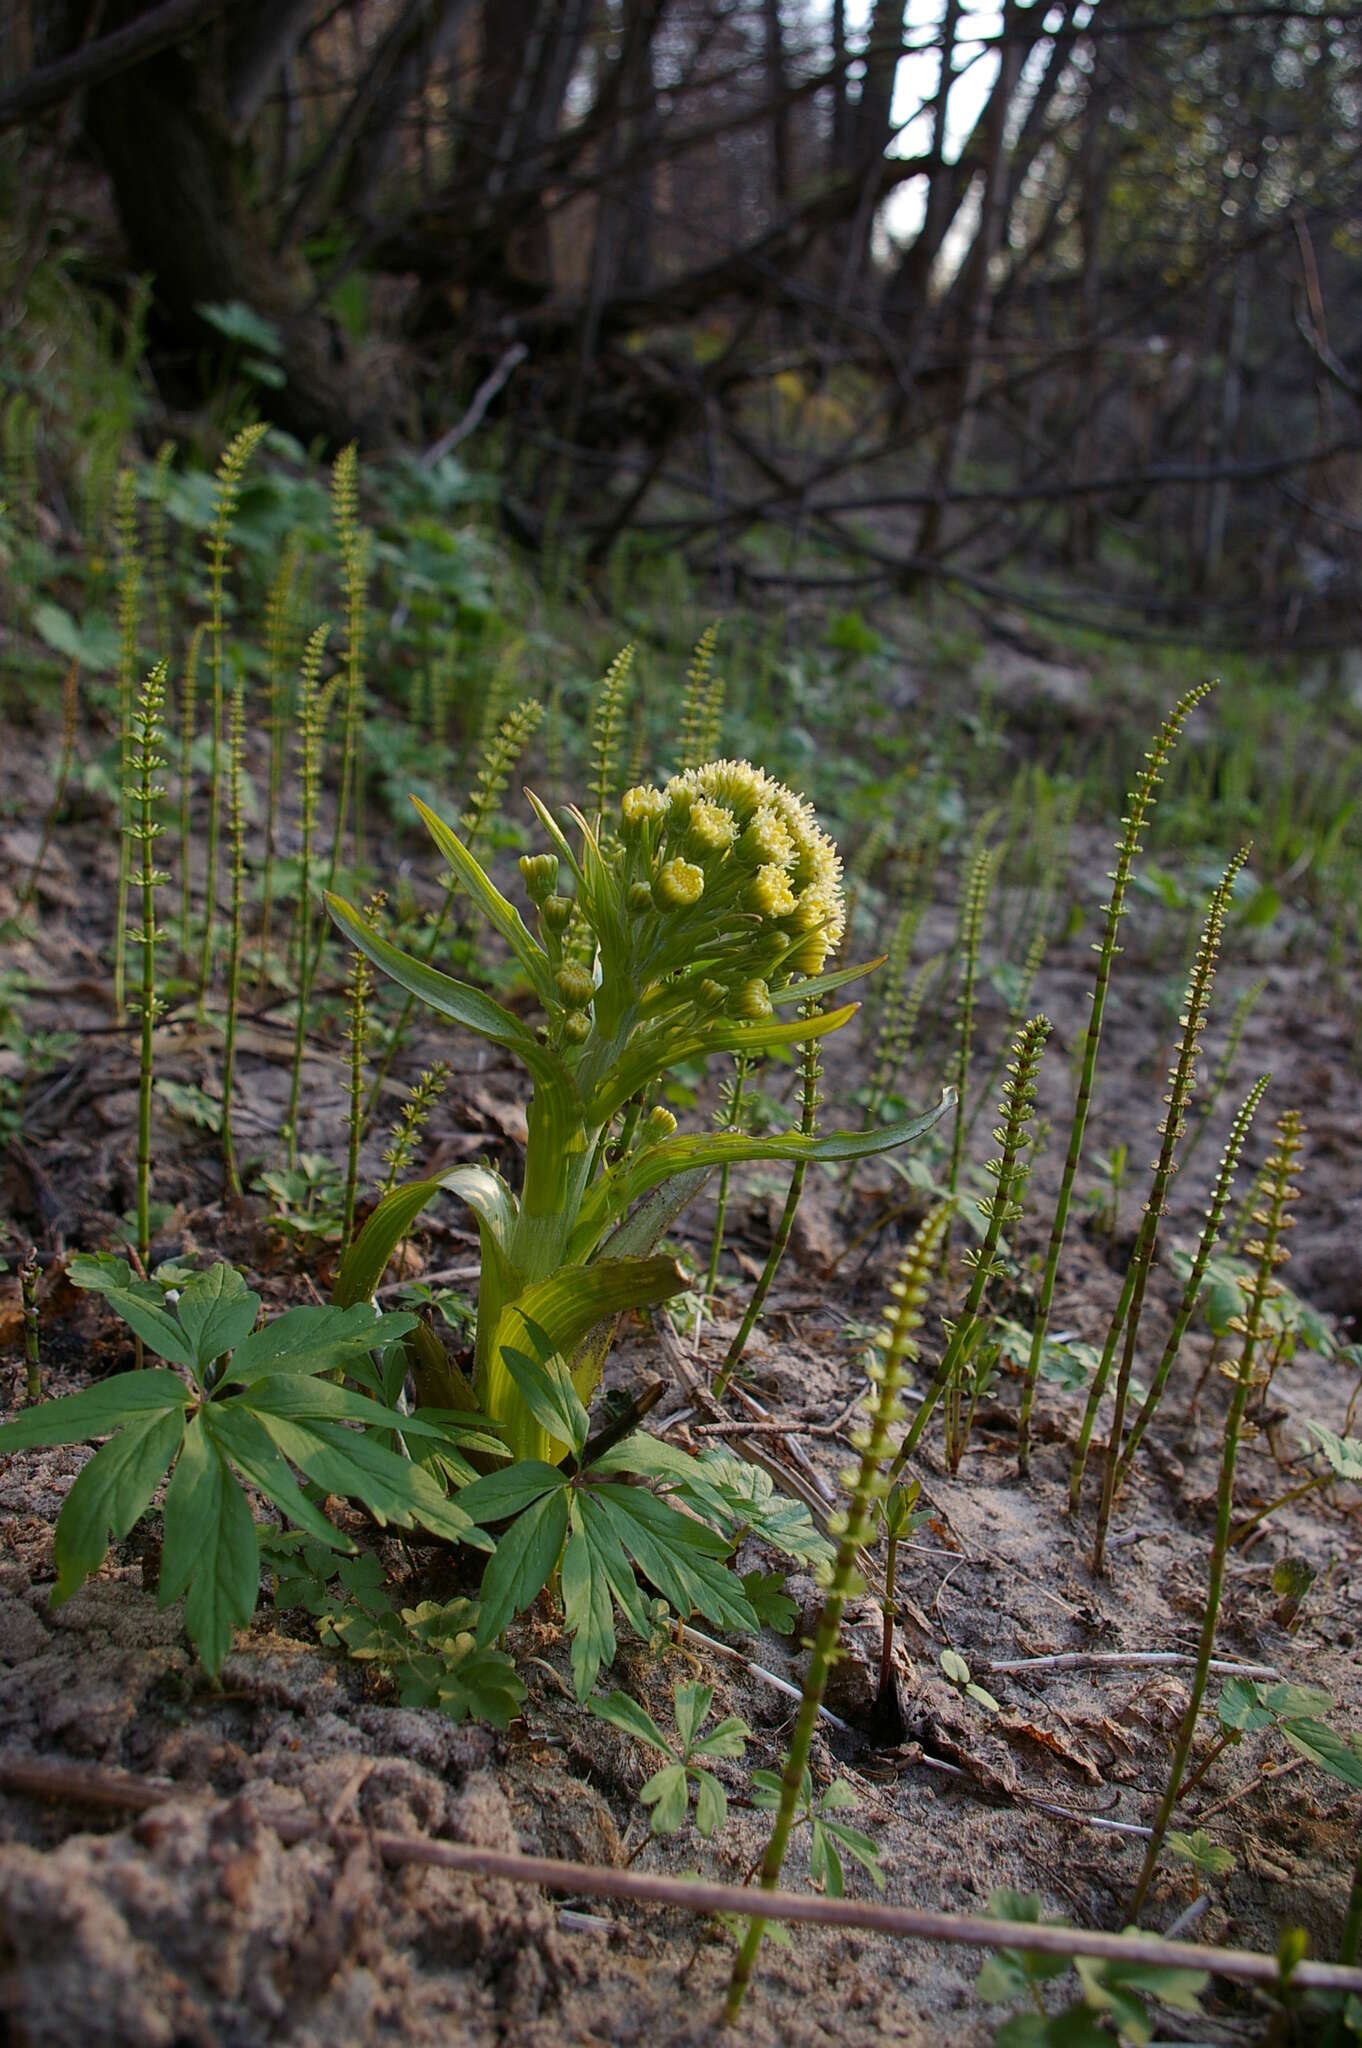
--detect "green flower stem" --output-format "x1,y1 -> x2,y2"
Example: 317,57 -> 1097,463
285,626 -> 330,1169
129,664 -> 169,1273
257,535 -> 301,988
177,624 -> 204,965
713,1021 -> 822,1397
1128,1111 -> 1303,1923
344,897 -> 382,1242
219,676 -> 248,1198
325,445 -> 366,890
19,1247 -> 40,1404
1078,850 -> 1247,1555
703,1056 -> 749,1309
198,425 -> 268,1003
1016,683 -> 1213,1476
112,468 -> 140,1021
724,1204 -> 950,2026
1113,1074 -> 1269,1497
890,1015 -> 1050,1483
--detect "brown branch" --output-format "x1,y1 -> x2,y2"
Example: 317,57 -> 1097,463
2,1757 -> 1361,1994
0,0 -> 232,130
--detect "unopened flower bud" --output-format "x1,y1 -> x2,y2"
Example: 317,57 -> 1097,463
654,858 -> 704,910
541,894 -> 573,932
627,881 -> 655,914
555,962 -> 596,1007
562,1009 -> 592,1045
698,978 -> 726,1009
734,977 -> 773,1020
621,784 -> 667,832
689,797 -> 737,856
645,1106 -> 678,1138
519,853 -> 558,903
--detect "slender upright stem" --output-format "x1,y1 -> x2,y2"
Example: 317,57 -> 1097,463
1017,683 -> 1214,1475
112,468 -> 140,1019
219,676 -> 248,1197
285,626 -> 331,1167
129,664 -> 169,1272
19,1247 -> 40,1404
704,1056 -> 749,1309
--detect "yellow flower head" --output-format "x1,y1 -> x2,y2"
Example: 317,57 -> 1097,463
689,797 -> 738,856
621,784 -> 667,832
749,863 -> 796,919
654,857 -> 705,910
740,805 -> 794,869
734,977 -> 774,1020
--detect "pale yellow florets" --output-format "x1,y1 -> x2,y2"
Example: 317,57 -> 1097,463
621,784 -> 667,831
689,797 -> 738,855
749,863 -> 796,918
740,805 -> 794,869
655,857 -> 705,910
666,758 -> 767,827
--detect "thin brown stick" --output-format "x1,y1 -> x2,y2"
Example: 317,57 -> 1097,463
2,1757 -> 1358,1995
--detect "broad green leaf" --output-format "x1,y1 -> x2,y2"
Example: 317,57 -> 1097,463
226,1304 -> 416,1383
326,892 -> 559,1079
0,1371 -> 190,1453
1302,1418 -> 1362,1480
593,1003 -> 865,1125
334,1164 -> 518,1309
1217,1676 -> 1274,1732
1281,1718 -> 1362,1788
159,1414 -> 259,1676
457,1460 -> 568,1522
253,1413 -> 487,1549
587,1688 -> 670,1755
599,1165 -> 713,1262
100,1288 -> 196,1370
487,1257 -> 685,1460
741,1568 -> 797,1634
176,1264 -> 260,1371
475,1487 -> 569,1644
673,1681 -> 714,1753
409,796 -> 555,1000
640,1761 -> 689,1835
207,1405 -> 353,1550
52,1408 -> 186,1603
693,1768 -> 727,1840
590,1433 -> 709,1485
577,1091 -> 954,1240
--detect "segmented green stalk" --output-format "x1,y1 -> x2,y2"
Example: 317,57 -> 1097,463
1075,847 -> 1248,1556
589,643 -> 635,822
19,660 -> 79,916
380,1062 -> 451,1195
198,424 -> 269,1000
1114,1074 -> 1270,1495
365,697 -> 543,1121
699,674 -> 725,763
285,625 -> 331,1168
703,1055 -> 750,1311
1128,1111 -> 1303,1922
258,534 -> 302,986
146,438 -> 176,672
1016,682 -> 1215,1475
428,649 -> 451,749
891,1015 -> 1051,1481
19,1247 -> 40,1405
177,623 -> 205,963
112,468 -> 141,1020
219,676 -> 249,1198
1181,976 -> 1266,1167
724,1203 -> 951,2024
864,904 -> 925,1123
713,1015 -> 823,1396
946,843 -> 998,1210
128,663 -> 169,1271
676,623 -> 719,773
327,444 -> 367,881
343,893 -> 384,1241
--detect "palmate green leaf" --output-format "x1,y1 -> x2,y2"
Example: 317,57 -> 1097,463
458,1459 -> 567,1522
684,1450 -> 832,1565
225,1304 -> 417,1383
398,1643 -> 527,1730
334,1164 -> 518,1310
741,1568 -> 797,1634
325,892 -> 559,1079
240,1373 -> 468,1443
673,1680 -> 715,1753
251,1411 -> 488,1550
1302,1418 -> 1362,1481
206,1406 -> 353,1551
810,1818 -> 846,1898
691,1715 -> 750,1762
587,1688 -> 670,1756
592,1485 -> 758,1635
563,1492 -> 653,1698
158,1414 -> 259,1677
475,1486 -> 570,1645
99,1288 -> 196,1370
818,1817 -> 886,1891
1074,1954 -> 1208,2041
1217,1675 -> 1275,1732
692,1768 -> 728,1840
0,1371 -> 191,1453
409,795 -> 556,1002
52,1407 -> 186,1604
640,1761 -> 690,1835
176,1264 -> 260,1371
